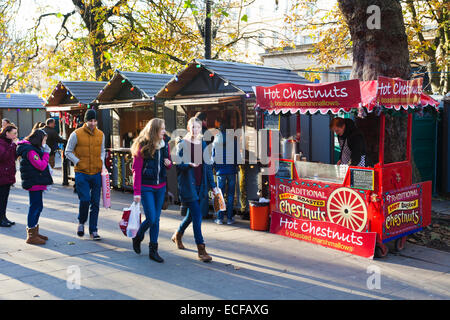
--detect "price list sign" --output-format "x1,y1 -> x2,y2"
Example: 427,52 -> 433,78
350,168 -> 374,191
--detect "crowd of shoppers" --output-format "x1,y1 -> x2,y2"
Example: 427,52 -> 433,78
0,111 -> 242,265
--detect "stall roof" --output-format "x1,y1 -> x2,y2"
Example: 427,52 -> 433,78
96,70 -> 173,102
156,59 -> 309,99
0,93 -> 45,109
46,81 -> 107,106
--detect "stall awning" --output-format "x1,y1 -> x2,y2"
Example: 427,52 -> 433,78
254,77 -> 440,115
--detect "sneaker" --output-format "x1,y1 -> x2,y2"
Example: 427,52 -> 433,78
214,219 -> 223,225
77,224 -> 84,237
227,218 -> 235,225
90,232 -> 101,241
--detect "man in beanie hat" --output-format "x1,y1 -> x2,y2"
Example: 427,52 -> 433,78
65,109 -> 105,240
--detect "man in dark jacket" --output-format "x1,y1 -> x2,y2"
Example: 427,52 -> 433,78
330,117 -> 367,167
212,117 -> 238,224
43,118 -> 66,168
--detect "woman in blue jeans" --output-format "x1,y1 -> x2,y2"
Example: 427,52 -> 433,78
131,118 -> 172,263
171,117 -> 219,262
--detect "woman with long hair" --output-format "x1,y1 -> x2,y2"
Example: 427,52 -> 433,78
16,129 -> 53,245
131,118 -> 172,263
0,125 -> 18,227
172,117 -> 219,262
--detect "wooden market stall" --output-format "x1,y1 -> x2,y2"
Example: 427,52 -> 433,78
254,77 -> 440,258
95,70 -> 173,193
45,80 -> 107,184
155,59 -> 310,213
0,93 -> 46,138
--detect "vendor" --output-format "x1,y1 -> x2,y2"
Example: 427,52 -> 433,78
330,117 -> 367,167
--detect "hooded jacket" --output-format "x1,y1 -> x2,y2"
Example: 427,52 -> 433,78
16,141 -> 53,190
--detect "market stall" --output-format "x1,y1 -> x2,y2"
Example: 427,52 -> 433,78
254,76 -> 439,258
45,80 -> 107,184
0,93 -> 46,138
155,59 -> 310,213
95,70 -> 173,192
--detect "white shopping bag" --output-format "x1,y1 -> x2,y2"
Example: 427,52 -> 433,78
126,201 -> 141,238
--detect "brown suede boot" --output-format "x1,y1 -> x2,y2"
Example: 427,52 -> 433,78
171,231 -> 185,250
36,224 -> 48,241
197,244 -> 212,262
26,227 -> 46,245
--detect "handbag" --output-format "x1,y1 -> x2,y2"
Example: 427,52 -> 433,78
126,201 -> 141,238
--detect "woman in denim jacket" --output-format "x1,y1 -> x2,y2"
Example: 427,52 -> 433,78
171,117 -> 219,262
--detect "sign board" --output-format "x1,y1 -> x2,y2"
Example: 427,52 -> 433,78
255,79 -> 362,114
270,212 -> 376,258
376,76 -> 423,106
245,100 -> 256,127
276,160 -> 293,180
263,113 -> 280,130
382,184 -> 423,241
350,168 -> 374,191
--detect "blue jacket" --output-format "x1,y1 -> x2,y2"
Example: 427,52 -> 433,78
212,129 -> 238,175
176,139 -> 216,203
141,135 -> 170,186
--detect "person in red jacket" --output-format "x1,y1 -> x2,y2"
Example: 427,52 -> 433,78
0,124 -> 18,227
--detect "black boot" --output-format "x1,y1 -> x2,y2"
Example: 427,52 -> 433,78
149,243 -> 164,263
132,234 -> 143,254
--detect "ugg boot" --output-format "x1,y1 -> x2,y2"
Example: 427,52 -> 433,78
26,227 -> 46,245
132,234 -> 143,254
36,224 -> 48,241
197,244 -> 212,262
149,243 -> 164,263
171,231 -> 185,250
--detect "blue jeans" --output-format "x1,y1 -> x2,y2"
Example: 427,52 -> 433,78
75,172 -> 101,234
217,174 -> 236,221
177,185 -> 204,245
28,191 -> 43,228
136,186 -> 166,244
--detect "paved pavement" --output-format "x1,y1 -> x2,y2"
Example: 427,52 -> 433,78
0,169 -> 449,300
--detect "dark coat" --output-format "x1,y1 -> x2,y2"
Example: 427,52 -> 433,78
43,126 -> 66,154
141,135 -> 170,186
338,118 -> 367,166
176,139 -> 216,203
212,128 -> 238,176
16,142 -> 53,190
0,136 -> 17,186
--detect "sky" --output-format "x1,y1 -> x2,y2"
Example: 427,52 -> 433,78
15,0 -> 77,39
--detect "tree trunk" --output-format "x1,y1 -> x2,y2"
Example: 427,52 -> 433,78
338,0 -> 421,181
73,0 -> 113,81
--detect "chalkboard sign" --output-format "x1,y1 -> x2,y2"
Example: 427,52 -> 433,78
263,113 -> 279,130
350,168 -> 374,190
276,160 -> 293,180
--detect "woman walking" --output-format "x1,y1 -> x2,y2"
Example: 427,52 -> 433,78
0,125 -> 18,227
131,118 -> 172,263
16,129 -> 53,245
171,117 -> 219,262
